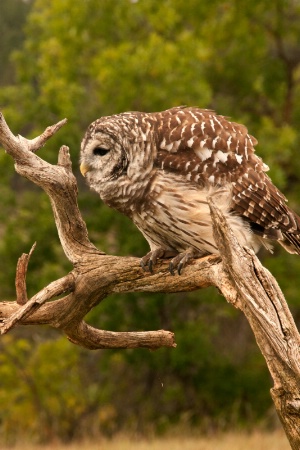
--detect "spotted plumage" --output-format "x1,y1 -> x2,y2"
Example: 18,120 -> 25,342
80,106 -> 300,274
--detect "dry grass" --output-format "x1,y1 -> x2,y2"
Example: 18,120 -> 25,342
5,430 -> 290,450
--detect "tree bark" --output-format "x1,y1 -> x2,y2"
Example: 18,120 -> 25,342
0,113 -> 299,448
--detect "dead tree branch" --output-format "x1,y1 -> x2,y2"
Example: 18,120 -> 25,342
0,113 -> 300,447
15,242 -> 36,305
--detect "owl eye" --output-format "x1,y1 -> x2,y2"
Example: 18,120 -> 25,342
93,147 -> 110,156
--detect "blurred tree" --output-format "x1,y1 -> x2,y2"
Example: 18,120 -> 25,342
0,0 -> 32,85
0,0 -> 299,443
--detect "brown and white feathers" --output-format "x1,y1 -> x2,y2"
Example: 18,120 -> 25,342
80,107 -> 300,273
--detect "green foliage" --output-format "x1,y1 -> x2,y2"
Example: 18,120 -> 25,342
0,0 -> 300,443
0,0 -> 32,86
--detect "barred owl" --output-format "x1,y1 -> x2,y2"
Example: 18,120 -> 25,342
80,107 -> 300,274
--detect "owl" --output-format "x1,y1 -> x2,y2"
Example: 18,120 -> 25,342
80,107 -> 300,275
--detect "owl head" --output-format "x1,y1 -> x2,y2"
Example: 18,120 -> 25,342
80,112 -> 157,198
80,115 -> 131,187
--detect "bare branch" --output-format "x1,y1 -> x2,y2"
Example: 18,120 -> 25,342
0,112 -> 100,263
66,323 -> 176,350
0,112 -> 20,153
58,144 -> 73,171
209,198 -> 300,449
26,118 -> 68,153
1,273 -> 75,335
15,242 -> 36,305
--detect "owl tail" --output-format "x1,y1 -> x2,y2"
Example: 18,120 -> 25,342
251,206 -> 300,255
280,230 -> 300,255
275,207 -> 300,255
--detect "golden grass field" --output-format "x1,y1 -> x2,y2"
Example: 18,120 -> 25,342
7,430 -> 290,450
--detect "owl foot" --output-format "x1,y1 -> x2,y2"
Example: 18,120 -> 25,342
140,248 -> 177,273
169,249 -> 199,276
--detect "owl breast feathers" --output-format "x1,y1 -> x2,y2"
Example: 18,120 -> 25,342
80,106 -> 300,274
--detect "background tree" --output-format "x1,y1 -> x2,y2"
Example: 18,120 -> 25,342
0,0 -> 300,444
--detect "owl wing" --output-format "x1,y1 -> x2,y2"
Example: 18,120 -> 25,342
154,107 -> 300,253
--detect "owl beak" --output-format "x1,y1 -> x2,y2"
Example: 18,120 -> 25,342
80,162 -> 90,177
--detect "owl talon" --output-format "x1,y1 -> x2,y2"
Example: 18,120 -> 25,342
169,250 -> 198,275
140,248 -> 164,272
148,259 -> 154,273
177,262 -> 184,276
169,256 -> 183,276
140,248 -> 177,273
169,261 -> 176,276
139,259 -> 147,270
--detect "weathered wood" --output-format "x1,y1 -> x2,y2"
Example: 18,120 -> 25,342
208,201 -> 300,450
15,243 -> 36,305
0,112 -> 299,448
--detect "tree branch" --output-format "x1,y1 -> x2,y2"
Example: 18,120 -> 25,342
208,200 -> 300,449
1,273 -> 75,335
15,242 -> 36,305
